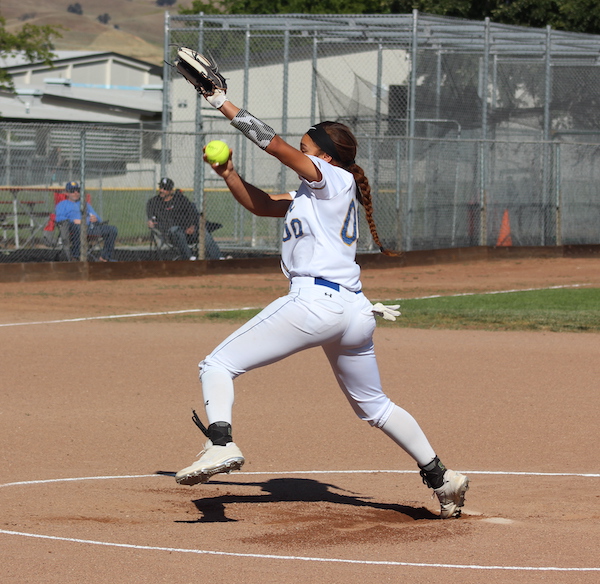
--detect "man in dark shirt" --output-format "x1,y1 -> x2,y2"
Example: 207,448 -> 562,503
147,177 -> 221,260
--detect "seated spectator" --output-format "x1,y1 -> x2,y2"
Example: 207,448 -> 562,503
55,181 -> 118,262
147,177 -> 222,260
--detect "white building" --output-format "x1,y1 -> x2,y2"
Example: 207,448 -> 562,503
0,50 -> 163,125
0,51 -> 165,187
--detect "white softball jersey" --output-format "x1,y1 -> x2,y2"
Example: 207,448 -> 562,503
281,155 -> 362,292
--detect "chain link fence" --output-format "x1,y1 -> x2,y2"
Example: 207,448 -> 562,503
1,13 -> 600,262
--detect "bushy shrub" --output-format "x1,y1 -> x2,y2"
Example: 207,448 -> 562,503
67,3 -> 83,15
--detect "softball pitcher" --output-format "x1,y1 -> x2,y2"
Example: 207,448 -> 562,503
173,49 -> 468,518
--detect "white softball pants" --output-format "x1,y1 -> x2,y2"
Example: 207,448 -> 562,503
199,277 -> 436,466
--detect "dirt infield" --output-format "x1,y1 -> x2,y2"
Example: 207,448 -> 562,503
1,257 -> 599,583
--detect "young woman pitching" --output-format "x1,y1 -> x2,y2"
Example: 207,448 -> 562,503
173,49 -> 468,518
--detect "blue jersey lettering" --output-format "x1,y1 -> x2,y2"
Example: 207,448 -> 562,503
341,200 -> 358,245
283,218 -> 303,241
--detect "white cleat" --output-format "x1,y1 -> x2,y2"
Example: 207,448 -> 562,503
433,469 -> 469,518
175,441 -> 245,486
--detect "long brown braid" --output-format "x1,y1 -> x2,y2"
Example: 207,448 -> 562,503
317,122 -> 398,257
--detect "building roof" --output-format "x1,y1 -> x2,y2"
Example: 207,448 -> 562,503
0,89 -> 162,124
0,50 -> 163,75
0,50 -> 163,124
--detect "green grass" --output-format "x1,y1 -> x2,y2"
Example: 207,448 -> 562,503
380,287 -> 600,332
192,287 -> 600,333
204,309 -> 263,321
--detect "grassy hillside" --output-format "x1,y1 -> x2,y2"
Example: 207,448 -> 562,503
1,0 -> 196,65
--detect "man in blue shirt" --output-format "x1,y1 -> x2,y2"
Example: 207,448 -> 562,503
55,181 -> 118,261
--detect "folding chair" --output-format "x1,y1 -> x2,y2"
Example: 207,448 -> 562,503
149,226 -> 178,260
43,191 -> 104,261
149,220 -> 222,260
43,212 -> 63,259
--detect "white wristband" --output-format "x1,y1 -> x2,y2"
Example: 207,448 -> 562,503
206,91 -> 228,109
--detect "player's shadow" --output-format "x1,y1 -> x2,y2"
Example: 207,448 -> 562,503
171,476 -> 437,523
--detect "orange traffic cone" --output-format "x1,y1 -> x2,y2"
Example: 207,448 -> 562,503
496,209 -> 512,246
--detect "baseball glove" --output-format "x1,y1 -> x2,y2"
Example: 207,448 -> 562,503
174,47 -> 228,108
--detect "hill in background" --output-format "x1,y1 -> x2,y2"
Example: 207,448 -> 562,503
1,0 -> 196,65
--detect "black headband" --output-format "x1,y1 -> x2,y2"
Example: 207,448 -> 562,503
307,123 -> 341,162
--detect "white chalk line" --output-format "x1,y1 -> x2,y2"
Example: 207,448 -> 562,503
0,283 -> 593,328
0,306 -> 262,327
0,528 -> 597,571
0,471 -> 598,572
387,283 -> 592,302
1,469 -> 599,489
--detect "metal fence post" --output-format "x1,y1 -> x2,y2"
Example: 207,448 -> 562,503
242,25 -> 250,246
80,129 -> 88,262
310,31 -> 318,126
194,15 -> 206,259
542,25 -> 553,245
451,125 -> 462,247
275,26 -> 291,251
479,18 -> 491,246
395,139 -> 403,250
555,142 -> 562,246
372,41 -> 383,252
7,130 -> 19,248
406,9 -> 419,251
279,26 -> 290,195
161,11 -> 171,179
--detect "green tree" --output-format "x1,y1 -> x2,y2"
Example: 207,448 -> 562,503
0,15 -> 60,90
180,0 -> 600,34
181,0 -> 401,16
537,0 -> 600,34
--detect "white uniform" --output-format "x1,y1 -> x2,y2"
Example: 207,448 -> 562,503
281,156 -> 361,292
199,156 -> 436,465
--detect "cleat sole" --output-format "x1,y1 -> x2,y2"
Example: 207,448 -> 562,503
176,457 -> 244,486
